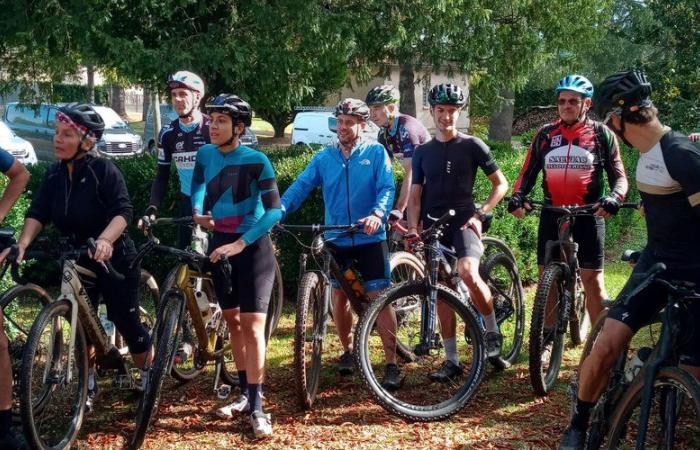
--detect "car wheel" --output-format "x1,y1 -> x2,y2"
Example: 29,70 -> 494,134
148,141 -> 156,154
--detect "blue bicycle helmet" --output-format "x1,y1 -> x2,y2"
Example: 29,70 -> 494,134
555,75 -> 594,98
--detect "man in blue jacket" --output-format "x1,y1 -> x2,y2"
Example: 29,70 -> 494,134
281,98 -> 401,389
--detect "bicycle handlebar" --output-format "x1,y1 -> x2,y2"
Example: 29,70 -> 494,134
276,223 -> 362,232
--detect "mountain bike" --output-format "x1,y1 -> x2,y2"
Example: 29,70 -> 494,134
355,210 -> 489,421
129,217 -> 283,448
578,261 -> 700,449
18,238 -> 152,450
526,200 -> 637,395
277,223 -> 423,410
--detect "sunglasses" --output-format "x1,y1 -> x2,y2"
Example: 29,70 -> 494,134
557,98 -> 583,106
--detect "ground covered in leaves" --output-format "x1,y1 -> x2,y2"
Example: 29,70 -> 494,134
69,263 -> 634,449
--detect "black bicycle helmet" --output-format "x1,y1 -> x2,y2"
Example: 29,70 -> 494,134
365,85 -> 400,106
56,103 -> 105,139
427,83 -> 467,107
593,70 -> 653,119
334,98 -> 370,121
204,94 -> 252,127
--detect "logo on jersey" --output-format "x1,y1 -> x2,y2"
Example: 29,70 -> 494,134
359,159 -> 371,166
158,148 -> 165,161
172,152 -> 197,169
551,135 -> 562,147
175,141 -> 184,151
446,160 -> 452,174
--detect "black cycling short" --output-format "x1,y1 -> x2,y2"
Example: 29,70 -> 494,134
81,236 -> 150,354
607,250 -> 700,366
326,241 -> 391,293
439,219 -> 484,260
210,232 -> 276,313
537,209 -> 605,270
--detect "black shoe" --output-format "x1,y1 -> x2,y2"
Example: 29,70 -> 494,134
0,429 -> 28,450
381,364 -> 401,391
338,351 -> 354,376
558,426 -> 586,450
429,360 -> 463,383
484,331 -> 503,359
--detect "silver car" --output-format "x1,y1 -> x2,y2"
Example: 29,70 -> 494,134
0,120 -> 38,165
3,102 -> 143,161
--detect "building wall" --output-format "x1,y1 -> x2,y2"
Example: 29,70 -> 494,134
326,66 -> 470,133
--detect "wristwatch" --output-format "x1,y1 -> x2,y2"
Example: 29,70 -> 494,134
475,208 -> 487,222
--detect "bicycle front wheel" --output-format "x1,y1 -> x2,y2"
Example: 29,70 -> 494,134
607,367 -> 700,448
569,273 -> 590,346
528,264 -> 567,395
130,291 -> 184,449
116,269 -> 159,351
355,281 -> 486,421
293,271 -> 328,409
20,299 -> 88,450
264,259 -> 284,340
480,252 -> 524,366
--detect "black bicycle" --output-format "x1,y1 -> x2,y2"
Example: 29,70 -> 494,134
579,260 -> 700,449
355,210 -> 488,421
526,200 -> 637,395
277,223 -> 423,410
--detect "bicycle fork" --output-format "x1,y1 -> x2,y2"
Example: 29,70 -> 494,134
415,248 -> 441,357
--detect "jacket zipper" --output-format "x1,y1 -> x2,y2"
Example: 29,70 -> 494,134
343,152 -> 354,246
64,169 -> 73,218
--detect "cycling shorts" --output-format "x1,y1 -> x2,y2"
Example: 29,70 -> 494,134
537,209 -> 605,270
210,232 -> 276,313
326,241 -> 391,293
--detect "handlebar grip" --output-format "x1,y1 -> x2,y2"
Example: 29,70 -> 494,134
87,238 -> 125,281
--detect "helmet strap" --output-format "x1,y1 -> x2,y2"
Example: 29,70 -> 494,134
67,131 -> 91,163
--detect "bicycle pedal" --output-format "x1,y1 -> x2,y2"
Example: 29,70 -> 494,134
113,373 -> 135,390
216,384 -> 231,400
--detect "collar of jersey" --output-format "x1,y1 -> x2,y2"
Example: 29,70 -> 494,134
387,114 -> 400,135
178,111 -> 203,132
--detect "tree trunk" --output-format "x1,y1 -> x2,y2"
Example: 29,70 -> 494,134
264,111 -> 291,138
398,63 -> 416,117
488,89 -> 514,143
110,85 -> 127,118
86,65 -> 95,103
142,87 -> 151,122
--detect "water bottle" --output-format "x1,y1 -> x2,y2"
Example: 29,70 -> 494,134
191,225 -> 208,255
98,304 -> 115,338
195,289 -> 213,323
625,346 -> 652,382
343,269 -> 366,300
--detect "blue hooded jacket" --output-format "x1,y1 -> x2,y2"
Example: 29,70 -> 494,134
281,141 -> 395,246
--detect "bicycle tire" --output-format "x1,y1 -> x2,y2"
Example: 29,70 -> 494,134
355,281 -> 486,421
215,319 -> 238,387
579,309 -> 608,367
20,299 -> 88,450
569,274 -> 590,346
293,271 -> 326,410
529,264 -> 567,395
115,269 -> 160,350
480,252 -> 524,366
129,292 -> 184,450
482,236 -> 517,264
264,260 -> 284,340
607,366 -> 700,448
0,284 -> 53,422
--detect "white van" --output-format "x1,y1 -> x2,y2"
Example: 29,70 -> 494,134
291,111 -> 379,146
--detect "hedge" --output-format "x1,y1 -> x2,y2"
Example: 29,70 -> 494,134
2,141 -> 644,293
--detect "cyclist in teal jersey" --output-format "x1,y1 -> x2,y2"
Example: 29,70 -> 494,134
191,94 -> 282,438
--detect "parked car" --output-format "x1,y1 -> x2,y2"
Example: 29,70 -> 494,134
291,111 -> 379,146
3,103 -> 143,161
0,120 -> 38,165
144,103 -> 259,153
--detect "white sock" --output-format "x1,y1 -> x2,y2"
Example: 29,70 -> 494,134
88,369 -> 96,390
484,311 -> 499,333
443,337 -> 459,364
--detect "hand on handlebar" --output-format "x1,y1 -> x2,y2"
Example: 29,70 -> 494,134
209,240 -> 246,262
507,194 -> 532,219
0,244 -> 24,266
359,214 -> 382,235
137,205 -> 158,231
689,133 -> 700,142
89,238 -> 113,262
594,195 -> 622,218
193,213 -> 215,230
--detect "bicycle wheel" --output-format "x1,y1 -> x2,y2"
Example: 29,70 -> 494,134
569,273 -> 590,346
293,271 -> 328,409
355,281 -> 486,421
480,252 -> 524,366
607,367 -> 700,448
264,260 -> 284,340
529,264 -> 567,395
170,279 -> 214,382
130,291 -> 184,450
116,269 -> 159,350
20,299 -> 88,450
579,309 -> 607,367
389,251 -> 424,330
0,284 -> 53,421
482,236 -> 517,264
215,317 -> 239,387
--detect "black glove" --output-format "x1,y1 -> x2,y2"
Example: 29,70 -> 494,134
507,194 -> 525,213
598,196 -> 622,215
144,205 -> 157,218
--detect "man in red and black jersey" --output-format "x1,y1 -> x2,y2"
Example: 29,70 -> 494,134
508,75 -> 629,327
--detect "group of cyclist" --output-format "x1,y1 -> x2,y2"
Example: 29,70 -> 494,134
0,67 -> 698,447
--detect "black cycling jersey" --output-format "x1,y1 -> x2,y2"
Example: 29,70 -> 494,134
27,155 -> 133,245
411,133 -> 499,221
636,131 -> 700,267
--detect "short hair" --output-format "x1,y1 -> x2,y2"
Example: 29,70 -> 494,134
621,104 -> 658,125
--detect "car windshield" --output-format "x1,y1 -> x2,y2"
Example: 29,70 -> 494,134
94,107 -> 129,130
0,121 -> 14,140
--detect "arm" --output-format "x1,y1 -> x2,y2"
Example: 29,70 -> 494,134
191,156 -> 206,215
279,154 -> 321,218
406,149 -> 424,232
93,162 -> 133,261
371,148 -> 395,218
148,125 -> 174,210
240,156 -> 283,245
0,160 -> 29,223
509,130 -> 544,218
602,127 -> 629,200
482,170 -> 508,213
665,142 -> 700,219
394,158 -> 412,213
